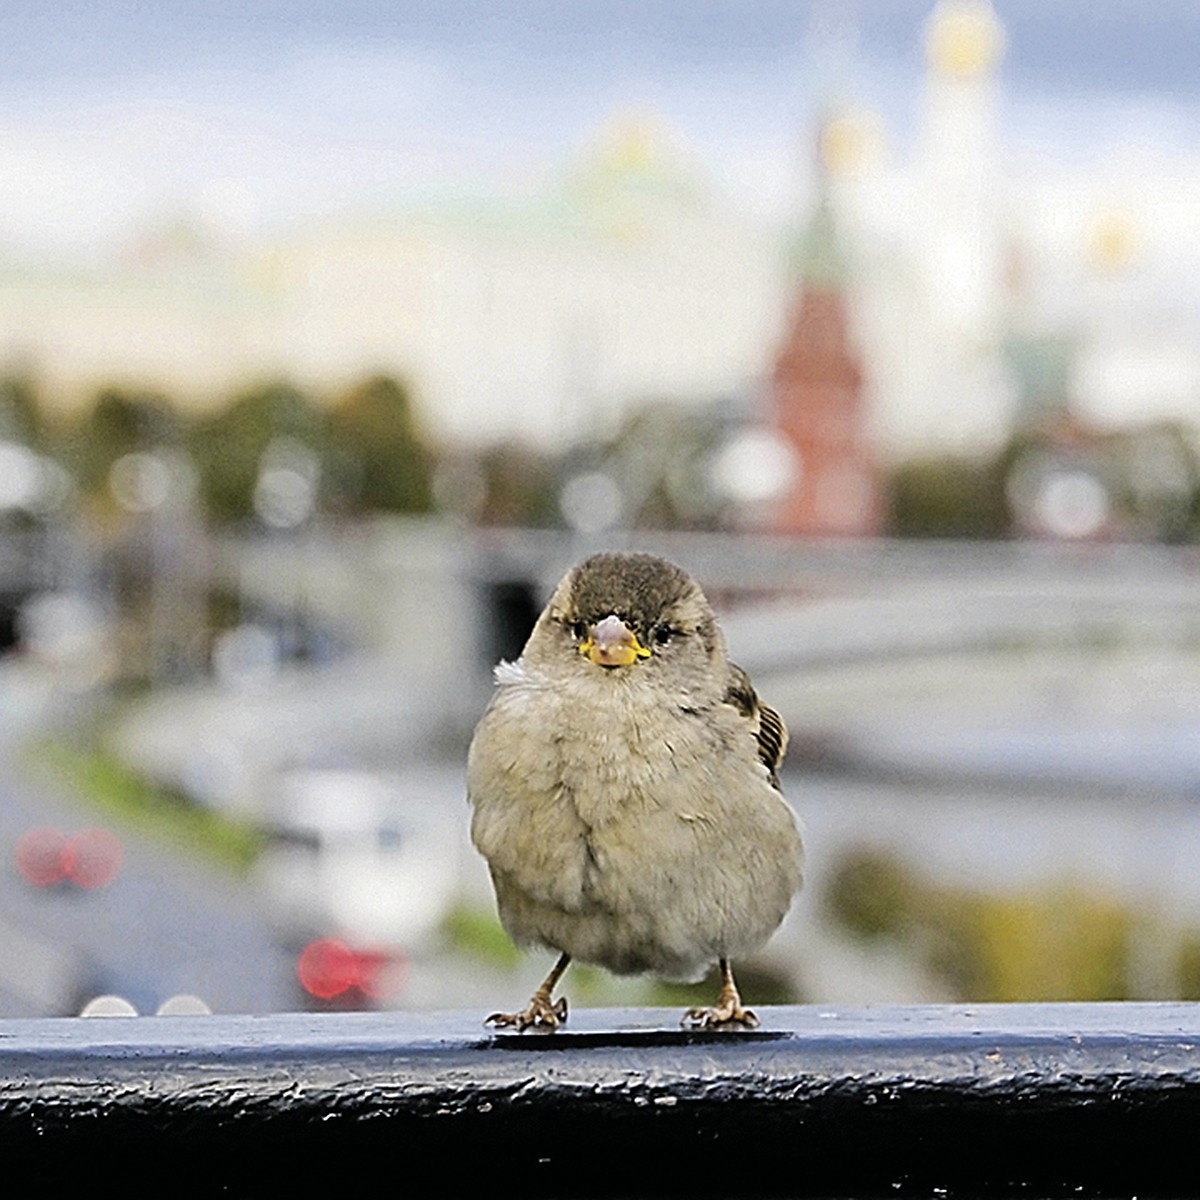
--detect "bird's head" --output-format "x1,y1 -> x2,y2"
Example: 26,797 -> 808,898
523,552 -> 726,691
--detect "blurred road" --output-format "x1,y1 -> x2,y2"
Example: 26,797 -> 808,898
0,664 -> 297,1017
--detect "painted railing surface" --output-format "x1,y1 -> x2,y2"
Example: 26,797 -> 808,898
2,1003 -> 1199,1196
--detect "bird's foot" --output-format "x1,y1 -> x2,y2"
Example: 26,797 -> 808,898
686,974 -> 758,1032
681,1001 -> 758,1030
485,992 -> 568,1033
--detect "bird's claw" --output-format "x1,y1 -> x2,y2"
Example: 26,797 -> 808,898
485,993 -> 568,1032
681,1001 -> 759,1031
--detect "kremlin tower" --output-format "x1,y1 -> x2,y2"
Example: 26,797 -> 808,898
766,125 -> 882,537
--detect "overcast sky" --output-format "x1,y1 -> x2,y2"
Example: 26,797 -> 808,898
2,1 -> 1198,262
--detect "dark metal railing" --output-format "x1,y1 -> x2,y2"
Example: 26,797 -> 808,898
3,1002 -> 1200,1196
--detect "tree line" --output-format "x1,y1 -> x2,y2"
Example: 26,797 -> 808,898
0,374 -> 434,526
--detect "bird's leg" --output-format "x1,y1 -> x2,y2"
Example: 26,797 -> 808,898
682,958 -> 759,1030
485,952 -> 571,1032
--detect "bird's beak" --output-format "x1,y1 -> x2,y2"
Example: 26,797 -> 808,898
580,615 -> 651,668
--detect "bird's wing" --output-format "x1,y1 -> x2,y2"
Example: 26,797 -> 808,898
723,663 -> 788,787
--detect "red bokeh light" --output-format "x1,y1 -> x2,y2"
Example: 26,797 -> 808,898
64,829 -> 123,889
15,827 -> 70,887
15,826 -> 123,890
298,938 -> 360,999
296,938 -> 405,1002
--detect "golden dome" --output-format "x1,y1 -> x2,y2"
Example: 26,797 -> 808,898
819,111 -> 884,177
1087,210 -> 1138,273
925,0 -> 1005,78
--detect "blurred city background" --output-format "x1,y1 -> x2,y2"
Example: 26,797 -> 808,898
2,0 -> 1200,1018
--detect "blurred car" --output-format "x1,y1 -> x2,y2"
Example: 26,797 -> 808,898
254,768 -> 460,958
14,826 -> 123,891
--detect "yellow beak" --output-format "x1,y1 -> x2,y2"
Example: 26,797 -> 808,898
580,615 -> 651,668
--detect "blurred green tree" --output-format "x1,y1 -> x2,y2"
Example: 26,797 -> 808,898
826,846 -> 1136,1002
596,400 -> 730,529
930,885 -> 1133,1002
325,374 -> 433,514
1110,422 -> 1200,543
0,376 -> 45,448
189,381 -> 324,524
1176,935 -> 1200,1000
998,418 -> 1200,544
69,388 -> 181,504
885,454 -> 1009,539
824,846 -> 922,942
471,442 -> 561,527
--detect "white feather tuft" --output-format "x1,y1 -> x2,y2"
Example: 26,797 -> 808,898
493,659 -> 530,686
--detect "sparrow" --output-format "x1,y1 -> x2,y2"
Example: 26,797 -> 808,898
467,551 -> 803,1031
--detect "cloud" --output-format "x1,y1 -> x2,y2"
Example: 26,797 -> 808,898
3,6 -> 1200,262
0,41 -> 474,258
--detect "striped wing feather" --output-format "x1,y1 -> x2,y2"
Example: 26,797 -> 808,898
722,663 -> 788,787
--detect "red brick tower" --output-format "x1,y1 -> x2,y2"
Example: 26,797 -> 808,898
768,184 -> 882,536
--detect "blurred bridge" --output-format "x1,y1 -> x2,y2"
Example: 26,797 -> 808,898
222,521 -> 1200,680
114,523 -> 1198,806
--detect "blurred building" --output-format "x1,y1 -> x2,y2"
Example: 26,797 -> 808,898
0,116 -> 786,450
831,0 -> 1200,458
262,117 -> 789,449
0,1 -> 1198,464
826,0 -> 1014,459
767,186 -> 881,536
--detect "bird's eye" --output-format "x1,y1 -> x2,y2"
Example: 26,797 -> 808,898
570,620 -> 588,641
653,625 -> 674,646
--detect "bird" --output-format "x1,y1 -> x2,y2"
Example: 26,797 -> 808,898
467,551 -> 803,1031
